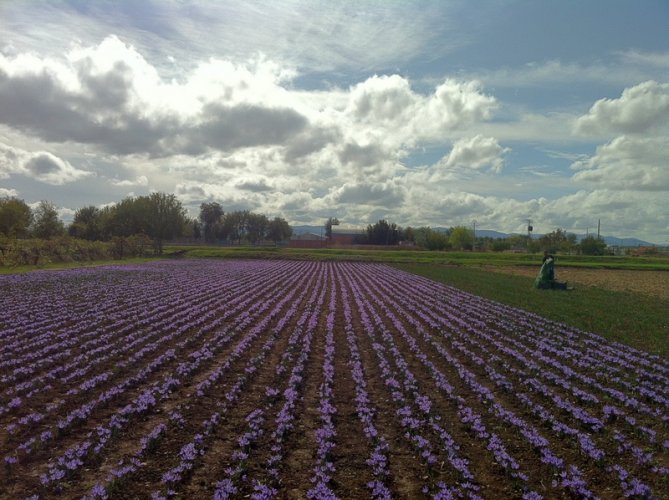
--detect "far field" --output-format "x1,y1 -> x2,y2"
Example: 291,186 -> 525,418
4,246 -> 668,357
173,246 -> 669,271
398,263 -> 668,358
483,265 -> 668,299
171,246 -> 669,357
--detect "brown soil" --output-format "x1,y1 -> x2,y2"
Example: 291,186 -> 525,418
484,265 -> 669,299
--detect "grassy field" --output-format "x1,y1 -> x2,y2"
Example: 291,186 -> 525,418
0,256 -> 158,275
170,245 -> 669,269
6,244 -> 669,270
397,263 -> 668,358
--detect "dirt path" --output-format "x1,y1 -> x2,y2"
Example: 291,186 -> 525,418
484,266 -> 669,299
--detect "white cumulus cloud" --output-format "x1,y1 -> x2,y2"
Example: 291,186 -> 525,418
571,136 -> 669,191
441,135 -> 509,173
112,175 -> 149,187
574,80 -> 669,136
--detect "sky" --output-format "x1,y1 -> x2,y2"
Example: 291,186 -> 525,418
1,0 -> 668,243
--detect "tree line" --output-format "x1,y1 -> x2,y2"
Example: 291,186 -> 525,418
1,194 -> 188,255
0,195 -> 294,260
354,220 -> 608,255
357,221 -> 478,250
1,193 -> 609,261
198,202 -> 292,245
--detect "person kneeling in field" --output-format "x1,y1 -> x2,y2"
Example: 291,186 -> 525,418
534,251 -> 569,290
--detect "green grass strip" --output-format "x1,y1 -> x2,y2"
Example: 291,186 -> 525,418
167,246 -> 669,270
0,257 -> 159,275
396,263 -> 669,358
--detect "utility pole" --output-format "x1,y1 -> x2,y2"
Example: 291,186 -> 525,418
472,220 -> 476,251
597,219 -> 601,240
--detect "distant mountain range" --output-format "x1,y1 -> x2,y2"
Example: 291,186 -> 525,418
473,229 -> 655,247
293,226 -> 657,247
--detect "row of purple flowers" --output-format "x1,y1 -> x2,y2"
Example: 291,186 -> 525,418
0,260 -> 666,498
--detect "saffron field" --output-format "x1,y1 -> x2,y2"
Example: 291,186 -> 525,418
0,260 -> 666,499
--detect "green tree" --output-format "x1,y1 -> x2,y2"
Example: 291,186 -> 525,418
413,227 -> 450,250
144,192 -> 187,254
428,231 -> 451,250
109,197 -> 148,237
217,212 -> 235,242
325,217 -> 339,239
403,226 -> 415,244
267,216 -> 292,243
98,193 -> 185,253
505,234 -> 528,250
580,235 -> 607,256
449,226 -> 474,250
199,202 -> 224,243
246,213 -> 269,244
491,238 -> 511,252
387,221 -> 400,245
68,205 -> 102,241
539,228 -> 577,253
191,219 -> 201,240
31,200 -> 65,239
0,197 -> 32,237
366,219 -> 400,245
221,210 -> 249,244
98,205 -> 119,240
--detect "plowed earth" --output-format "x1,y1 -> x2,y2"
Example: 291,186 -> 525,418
0,260 -> 666,499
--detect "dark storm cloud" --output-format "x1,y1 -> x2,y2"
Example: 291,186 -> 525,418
334,182 -> 405,206
283,126 -> 340,162
0,65 -> 174,155
195,103 -> 308,151
25,154 -> 60,175
77,59 -> 132,109
235,178 -> 274,192
0,63 -> 309,157
338,142 -> 385,166
176,184 -> 206,198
